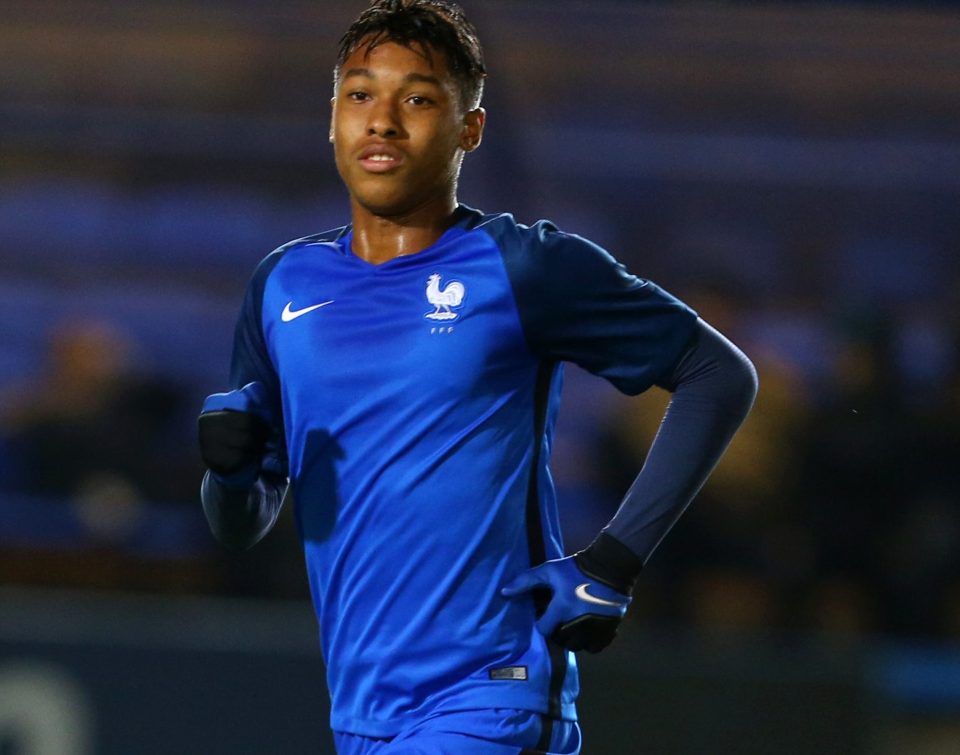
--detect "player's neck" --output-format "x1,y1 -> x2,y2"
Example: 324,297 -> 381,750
349,194 -> 459,265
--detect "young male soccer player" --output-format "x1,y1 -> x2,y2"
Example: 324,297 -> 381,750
198,2 -> 758,752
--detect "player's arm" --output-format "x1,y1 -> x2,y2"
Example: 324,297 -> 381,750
596,319 -> 757,567
201,472 -> 287,551
504,321 -> 756,651
559,319 -> 756,646
199,382 -> 287,550
198,252 -> 289,551
499,224 -> 757,651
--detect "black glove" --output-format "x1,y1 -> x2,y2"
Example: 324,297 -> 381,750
198,382 -> 273,485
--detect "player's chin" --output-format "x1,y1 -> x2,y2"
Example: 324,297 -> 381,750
352,184 -> 432,218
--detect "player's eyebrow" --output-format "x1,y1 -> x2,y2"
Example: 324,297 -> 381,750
341,68 -> 442,87
403,72 -> 442,86
342,67 -> 374,80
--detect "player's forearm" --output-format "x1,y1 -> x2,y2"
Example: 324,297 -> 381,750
599,319 -> 758,568
200,471 -> 286,550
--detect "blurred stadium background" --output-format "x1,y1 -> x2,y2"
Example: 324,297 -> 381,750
1,0 -> 959,752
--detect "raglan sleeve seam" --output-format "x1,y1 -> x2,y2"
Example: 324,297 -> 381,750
512,224 -> 700,395
480,222 -> 552,365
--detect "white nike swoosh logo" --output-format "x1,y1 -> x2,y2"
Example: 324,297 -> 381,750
281,300 -> 334,322
575,583 -> 625,608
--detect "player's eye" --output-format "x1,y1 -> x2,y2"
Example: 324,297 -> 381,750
406,95 -> 432,106
346,91 -> 369,102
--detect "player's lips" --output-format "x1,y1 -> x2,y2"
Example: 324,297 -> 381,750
358,143 -> 404,173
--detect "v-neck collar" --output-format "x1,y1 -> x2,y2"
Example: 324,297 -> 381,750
336,205 -> 481,271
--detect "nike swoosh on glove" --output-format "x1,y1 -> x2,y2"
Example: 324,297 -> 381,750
198,381 -> 274,487
501,555 -> 632,653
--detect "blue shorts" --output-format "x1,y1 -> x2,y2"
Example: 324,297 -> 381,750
333,709 -> 581,755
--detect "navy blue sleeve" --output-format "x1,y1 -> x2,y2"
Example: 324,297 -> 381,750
497,221 -> 699,394
600,319 -> 758,566
201,251 -> 289,549
201,471 -> 287,550
485,215 -> 755,580
227,251 -> 288,479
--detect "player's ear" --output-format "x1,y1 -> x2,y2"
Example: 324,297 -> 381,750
460,107 -> 485,152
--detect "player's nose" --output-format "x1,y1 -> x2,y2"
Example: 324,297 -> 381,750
366,99 -> 401,138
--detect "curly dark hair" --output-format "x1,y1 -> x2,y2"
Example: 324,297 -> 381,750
335,0 -> 486,111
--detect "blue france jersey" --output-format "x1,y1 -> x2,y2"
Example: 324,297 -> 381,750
229,206 -> 697,736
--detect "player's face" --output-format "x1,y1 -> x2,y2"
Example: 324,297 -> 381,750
330,40 -> 484,218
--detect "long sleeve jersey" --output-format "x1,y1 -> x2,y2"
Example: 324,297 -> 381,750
201,205 -> 756,736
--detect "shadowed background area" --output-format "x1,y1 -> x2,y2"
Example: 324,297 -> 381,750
1,1 -> 959,752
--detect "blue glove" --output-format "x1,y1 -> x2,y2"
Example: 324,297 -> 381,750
501,554 -> 632,653
198,382 -> 275,488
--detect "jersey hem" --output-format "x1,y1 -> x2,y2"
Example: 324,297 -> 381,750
330,697 -> 578,739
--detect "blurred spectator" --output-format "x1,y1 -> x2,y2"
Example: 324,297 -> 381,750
2,319 -> 198,507
0,319 -> 220,592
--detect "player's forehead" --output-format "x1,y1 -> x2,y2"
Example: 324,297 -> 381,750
338,38 -> 455,88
